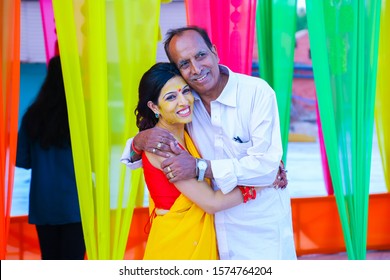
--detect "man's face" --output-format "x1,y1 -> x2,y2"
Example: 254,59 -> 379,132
167,30 -> 220,95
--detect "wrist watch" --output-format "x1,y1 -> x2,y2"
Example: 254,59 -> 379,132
196,158 -> 207,181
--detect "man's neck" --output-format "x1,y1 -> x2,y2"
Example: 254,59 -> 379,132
200,70 -> 229,115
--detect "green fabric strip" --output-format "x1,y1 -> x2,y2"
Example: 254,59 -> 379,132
256,0 -> 297,164
306,0 -> 382,259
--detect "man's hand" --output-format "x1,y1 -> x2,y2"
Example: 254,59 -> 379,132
160,142 -> 197,183
133,127 -> 177,158
273,160 -> 288,189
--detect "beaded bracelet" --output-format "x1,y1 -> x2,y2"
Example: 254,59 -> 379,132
238,186 -> 257,203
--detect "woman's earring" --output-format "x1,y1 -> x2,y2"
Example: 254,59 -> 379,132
155,113 -> 159,119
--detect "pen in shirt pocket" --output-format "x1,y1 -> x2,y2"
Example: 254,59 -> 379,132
233,136 -> 243,143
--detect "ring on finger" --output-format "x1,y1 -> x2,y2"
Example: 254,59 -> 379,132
169,172 -> 174,179
157,142 -> 162,149
152,148 -> 156,153
167,166 -> 172,172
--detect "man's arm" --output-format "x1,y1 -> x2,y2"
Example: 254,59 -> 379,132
160,142 -> 287,188
160,142 -> 213,182
120,127 -> 177,167
132,127 -> 177,159
274,160 -> 287,189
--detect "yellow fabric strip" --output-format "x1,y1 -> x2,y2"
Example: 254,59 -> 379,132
84,0 -> 111,260
54,0 -> 163,259
375,0 -> 389,192
52,0 -> 98,259
110,0 -> 161,259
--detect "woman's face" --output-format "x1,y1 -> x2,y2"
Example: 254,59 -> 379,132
154,76 -> 194,125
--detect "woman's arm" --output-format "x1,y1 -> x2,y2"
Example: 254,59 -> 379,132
176,179 -> 243,214
145,151 -> 243,214
120,127 -> 178,167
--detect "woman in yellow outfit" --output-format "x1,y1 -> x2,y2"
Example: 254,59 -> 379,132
132,63 -> 257,259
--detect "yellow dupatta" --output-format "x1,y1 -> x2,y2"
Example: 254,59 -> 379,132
143,131 -> 218,260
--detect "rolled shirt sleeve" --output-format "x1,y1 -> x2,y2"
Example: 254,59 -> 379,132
120,138 -> 143,170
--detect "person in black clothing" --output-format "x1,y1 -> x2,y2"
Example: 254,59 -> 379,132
16,55 -> 85,260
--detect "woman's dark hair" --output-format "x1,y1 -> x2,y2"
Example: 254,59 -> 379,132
164,26 -> 214,63
135,62 -> 181,131
22,55 -> 70,149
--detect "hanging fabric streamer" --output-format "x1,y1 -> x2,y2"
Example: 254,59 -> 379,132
375,0 -> 389,192
39,0 -> 58,64
52,0 -> 161,259
316,100 -> 334,195
185,0 -> 256,75
0,0 -> 20,260
306,0 -> 382,259
256,0 -> 297,164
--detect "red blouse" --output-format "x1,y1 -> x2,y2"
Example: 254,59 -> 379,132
142,153 -> 181,210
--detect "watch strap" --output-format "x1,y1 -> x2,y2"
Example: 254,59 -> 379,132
195,158 -> 199,177
197,158 -> 207,181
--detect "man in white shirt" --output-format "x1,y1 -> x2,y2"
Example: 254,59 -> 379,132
121,26 -> 296,260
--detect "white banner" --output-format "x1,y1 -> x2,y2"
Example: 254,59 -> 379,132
1,260 -> 389,280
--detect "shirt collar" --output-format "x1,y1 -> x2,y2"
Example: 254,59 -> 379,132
192,65 -> 237,108
215,65 -> 237,107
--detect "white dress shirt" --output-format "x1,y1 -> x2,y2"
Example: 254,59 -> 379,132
121,66 -> 297,260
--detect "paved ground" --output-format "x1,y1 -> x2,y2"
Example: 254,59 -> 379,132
298,250 -> 390,260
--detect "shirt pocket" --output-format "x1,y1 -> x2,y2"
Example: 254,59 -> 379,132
230,139 -> 252,159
